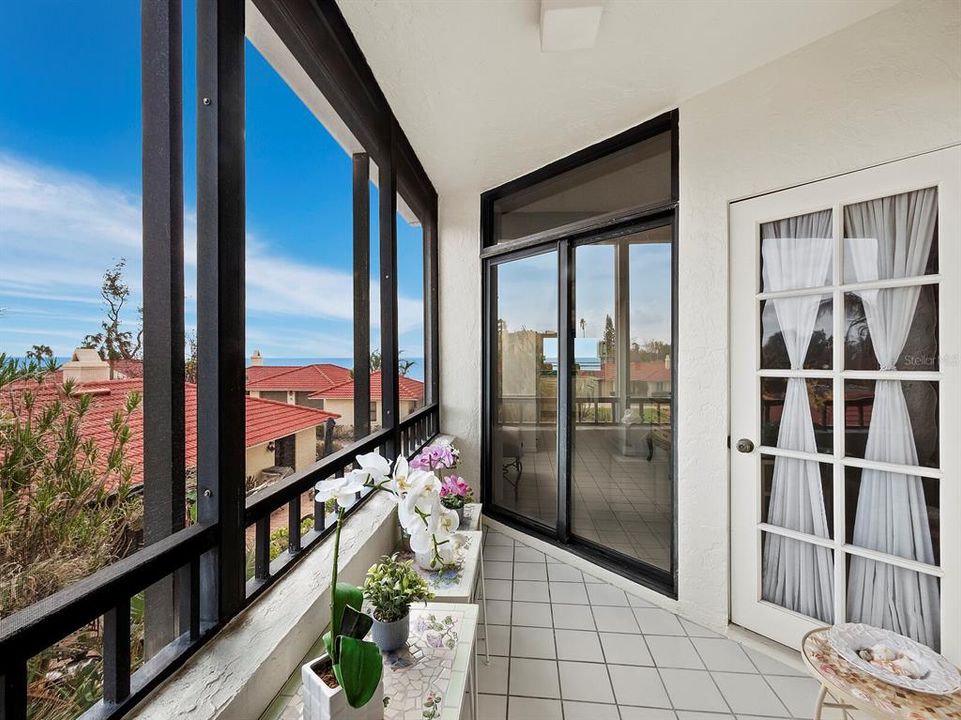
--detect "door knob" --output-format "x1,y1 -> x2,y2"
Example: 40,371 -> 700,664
735,438 -> 755,454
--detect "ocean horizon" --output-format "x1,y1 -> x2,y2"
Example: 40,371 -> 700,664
19,355 -> 427,382
259,356 -> 425,382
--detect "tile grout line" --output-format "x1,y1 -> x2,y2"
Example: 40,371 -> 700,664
585,574 -> 628,720
541,551 -> 565,720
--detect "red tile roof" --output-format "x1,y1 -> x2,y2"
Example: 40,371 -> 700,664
245,364 -> 353,392
110,358 -> 144,379
583,361 -> 671,383
3,377 -> 338,489
243,395 -> 338,446
308,371 -> 425,401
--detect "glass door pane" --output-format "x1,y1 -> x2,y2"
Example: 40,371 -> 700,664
491,251 -> 558,527
571,228 -> 673,570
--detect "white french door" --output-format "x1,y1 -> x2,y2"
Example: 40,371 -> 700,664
730,146 -> 961,663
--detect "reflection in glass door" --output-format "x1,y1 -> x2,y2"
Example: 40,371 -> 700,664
571,228 -> 674,571
490,250 -> 559,528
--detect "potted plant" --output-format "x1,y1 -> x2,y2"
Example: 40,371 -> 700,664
300,453 -> 456,720
363,553 -> 434,652
439,475 -> 473,524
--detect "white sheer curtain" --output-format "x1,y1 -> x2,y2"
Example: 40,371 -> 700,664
845,187 -> 940,649
761,210 -> 835,622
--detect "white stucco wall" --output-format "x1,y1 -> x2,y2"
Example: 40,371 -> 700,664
439,0 -> 961,630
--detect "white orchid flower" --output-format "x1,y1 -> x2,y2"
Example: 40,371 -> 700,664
314,472 -> 366,510
438,507 -> 460,536
434,540 -> 456,566
384,455 -> 424,501
409,521 -> 438,554
401,472 -> 442,522
355,452 -> 391,486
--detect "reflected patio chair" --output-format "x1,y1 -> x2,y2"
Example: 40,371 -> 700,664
498,425 -> 524,490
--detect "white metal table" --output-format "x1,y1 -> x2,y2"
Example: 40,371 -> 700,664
282,603 -> 479,720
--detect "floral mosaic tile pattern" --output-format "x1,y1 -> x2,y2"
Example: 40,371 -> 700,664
396,531 -> 482,599
266,604 -> 476,720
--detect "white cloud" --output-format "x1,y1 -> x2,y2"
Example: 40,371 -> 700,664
0,152 -> 425,355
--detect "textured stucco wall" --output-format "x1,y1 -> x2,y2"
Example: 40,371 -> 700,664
439,0 -> 961,630
674,0 -> 960,630
294,427 -> 317,472
439,192 -> 483,489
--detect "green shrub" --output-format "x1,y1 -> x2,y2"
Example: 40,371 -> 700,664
363,553 -> 434,623
0,355 -> 143,720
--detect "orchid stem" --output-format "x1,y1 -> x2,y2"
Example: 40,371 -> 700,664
330,507 -> 344,664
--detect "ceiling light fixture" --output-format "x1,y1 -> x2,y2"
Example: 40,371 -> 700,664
539,0 -> 605,53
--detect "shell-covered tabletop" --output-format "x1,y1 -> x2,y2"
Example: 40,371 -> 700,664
396,531 -> 482,602
802,628 -> 961,720
381,603 -> 478,720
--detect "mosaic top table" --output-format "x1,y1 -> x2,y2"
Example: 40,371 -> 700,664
289,603 -> 478,720
397,531 -> 483,603
396,527 -> 490,701
802,627 -> 961,720
381,603 -> 479,720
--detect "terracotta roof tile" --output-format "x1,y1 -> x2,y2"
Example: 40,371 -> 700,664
307,371 -> 424,401
245,364 -> 353,392
2,377 -> 338,490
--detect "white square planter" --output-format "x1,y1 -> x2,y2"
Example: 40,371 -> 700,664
301,655 -> 384,720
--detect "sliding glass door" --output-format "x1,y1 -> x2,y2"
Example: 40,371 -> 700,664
482,111 -> 678,592
490,249 -> 559,529
571,227 -> 674,572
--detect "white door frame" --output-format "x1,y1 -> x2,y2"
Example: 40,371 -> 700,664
729,146 -> 961,661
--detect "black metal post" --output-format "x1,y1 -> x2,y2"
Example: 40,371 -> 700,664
379,131 -> 399,456
424,195 -> 440,406
254,517 -> 270,581
1,663 -> 27,720
103,601 -> 132,704
142,0 -> 186,658
557,242 -> 573,542
288,494 -> 302,554
353,153 -> 371,440
197,0 -> 246,623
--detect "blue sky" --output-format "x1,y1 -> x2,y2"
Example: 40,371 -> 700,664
0,2 -> 425,368
496,241 -> 672,355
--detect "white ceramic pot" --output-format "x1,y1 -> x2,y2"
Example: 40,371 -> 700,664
301,654 -> 384,720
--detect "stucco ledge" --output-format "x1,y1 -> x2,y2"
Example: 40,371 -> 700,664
127,493 -> 399,720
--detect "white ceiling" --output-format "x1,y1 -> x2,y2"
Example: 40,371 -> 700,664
336,0 -> 898,195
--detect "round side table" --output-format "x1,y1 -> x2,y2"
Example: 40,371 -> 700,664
801,627 -> 961,720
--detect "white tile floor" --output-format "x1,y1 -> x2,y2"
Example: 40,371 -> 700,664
261,527 -> 846,720
492,426 -> 673,570
472,529 -> 826,720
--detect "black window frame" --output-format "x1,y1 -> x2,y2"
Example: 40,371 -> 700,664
0,2 -> 439,718
481,110 -> 679,597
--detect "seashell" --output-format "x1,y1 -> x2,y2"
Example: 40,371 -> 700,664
870,643 -> 898,661
891,656 -> 926,679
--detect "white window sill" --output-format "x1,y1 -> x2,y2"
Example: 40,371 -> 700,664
128,493 -> 399,720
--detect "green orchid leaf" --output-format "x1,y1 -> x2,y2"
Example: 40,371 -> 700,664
340,603 -> 374,640
331,582 -> 364,638
333,636 -> 383,709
